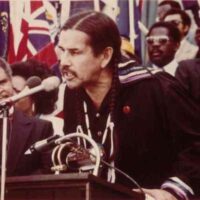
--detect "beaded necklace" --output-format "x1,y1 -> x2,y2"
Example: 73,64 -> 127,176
76,100 -> 116,183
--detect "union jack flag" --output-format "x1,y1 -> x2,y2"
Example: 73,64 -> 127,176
8,0 -> 58,67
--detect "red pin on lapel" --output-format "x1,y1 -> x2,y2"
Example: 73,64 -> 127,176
123,105 -> 131,114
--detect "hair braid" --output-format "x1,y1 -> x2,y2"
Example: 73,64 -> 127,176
108,63 -> 120,161
109,63 -> 119,123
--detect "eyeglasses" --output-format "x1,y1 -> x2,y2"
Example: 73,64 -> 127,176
146,35 -> 170,45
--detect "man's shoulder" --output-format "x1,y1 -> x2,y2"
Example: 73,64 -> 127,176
178,58 -> 200,72
179,58 -> 200,65
118,60 -> 162,85
119,65 -> 182,96
14,109 -> 52,127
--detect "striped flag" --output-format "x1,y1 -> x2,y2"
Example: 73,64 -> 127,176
0,1 -> 9,58
8,0 -> 58,67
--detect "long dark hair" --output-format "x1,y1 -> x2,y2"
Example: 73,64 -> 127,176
63,11 -> 121,161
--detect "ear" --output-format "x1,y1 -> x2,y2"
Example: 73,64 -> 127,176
100,47 -> 114,69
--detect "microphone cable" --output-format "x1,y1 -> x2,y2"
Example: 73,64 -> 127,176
100,159 -> 145,196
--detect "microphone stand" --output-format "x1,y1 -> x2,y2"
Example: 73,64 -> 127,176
0,103 -> 10,200
53,133 -> 101,176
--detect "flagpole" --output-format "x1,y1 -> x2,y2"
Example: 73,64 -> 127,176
66,0 -> 71,19
129,0 -> 135,49
0,107 -> 9,200
60,0 -> 71,27
94,0 -> 100,11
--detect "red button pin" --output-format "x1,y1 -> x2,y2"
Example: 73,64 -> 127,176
123,105 -> 131,114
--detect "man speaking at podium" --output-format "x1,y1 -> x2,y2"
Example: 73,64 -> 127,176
0,58 -> 53,176
58,11 -> 200,200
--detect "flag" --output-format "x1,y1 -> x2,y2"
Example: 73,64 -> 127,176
32,1 -> 59,67
116,0 -> 129,39
69,0 -> 95,16
140,0 -> 157,64
133,0 -> 142,58
8,0 -> 58,67
60,0 -> 96,24
116,0 -> 142,58
0,1 -> 9,58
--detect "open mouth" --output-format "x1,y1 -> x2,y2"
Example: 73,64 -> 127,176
63,71 -> 75,81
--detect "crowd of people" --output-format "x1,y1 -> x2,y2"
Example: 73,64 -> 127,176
0,1 -> 200,200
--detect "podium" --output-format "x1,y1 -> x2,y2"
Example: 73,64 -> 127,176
5,173 -> 144,200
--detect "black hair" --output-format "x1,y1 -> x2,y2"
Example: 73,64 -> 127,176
158,0 -> 181,9
163,8 -> 191,27
11,59 -> 58,115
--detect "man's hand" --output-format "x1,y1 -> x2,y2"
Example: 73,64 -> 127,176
133,188 -> 178,200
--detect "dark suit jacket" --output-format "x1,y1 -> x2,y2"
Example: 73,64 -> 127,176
63,71 -> 200,195
175,59 -> 200,106
3,109 -> 53,176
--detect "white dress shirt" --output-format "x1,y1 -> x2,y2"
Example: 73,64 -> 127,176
152,59 -> 179,76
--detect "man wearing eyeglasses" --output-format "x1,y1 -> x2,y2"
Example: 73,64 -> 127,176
146,21 -> 181,76
163,9 -> 198,62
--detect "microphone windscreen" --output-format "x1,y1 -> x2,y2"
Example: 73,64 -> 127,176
26,76 -> 42,89
42,76 -> 60,92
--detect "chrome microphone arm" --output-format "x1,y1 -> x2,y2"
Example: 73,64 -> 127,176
52,132 -> 101,176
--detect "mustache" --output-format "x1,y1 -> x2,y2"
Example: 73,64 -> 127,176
150,49 -> 163,54
61,66 -> 77,77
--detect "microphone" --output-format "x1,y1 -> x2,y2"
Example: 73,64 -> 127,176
26,76 -> 42,88
66,144 -> 105,171
25,135 -> 61,154
0,76 -> 60,106
52,133 -> 101,176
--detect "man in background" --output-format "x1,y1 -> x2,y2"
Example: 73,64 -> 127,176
156,0 -> 181,21
146,21 -> 181,76
0,57 -> 53,176
163,9 -> 198,62
175,58 -> 200,109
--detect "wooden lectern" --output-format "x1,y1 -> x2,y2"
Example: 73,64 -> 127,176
5,173 -> 145,200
